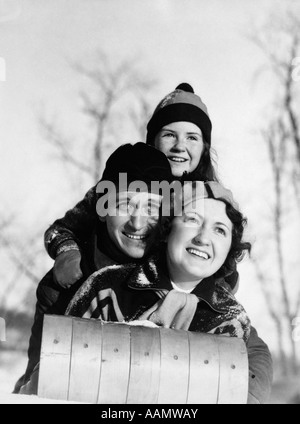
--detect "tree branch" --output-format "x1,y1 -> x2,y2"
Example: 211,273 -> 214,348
39,115 -> 94,177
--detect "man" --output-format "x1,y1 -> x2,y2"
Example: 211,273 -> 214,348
14,142 -> 174,393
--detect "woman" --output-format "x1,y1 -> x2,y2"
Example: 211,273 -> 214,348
66,181 -> 251,344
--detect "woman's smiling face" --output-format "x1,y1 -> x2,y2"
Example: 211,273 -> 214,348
166,198 -> 233,287
154,121 -> 204,177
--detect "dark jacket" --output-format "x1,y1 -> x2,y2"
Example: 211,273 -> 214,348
66,254 -> 251,342
44,186 -> 98,259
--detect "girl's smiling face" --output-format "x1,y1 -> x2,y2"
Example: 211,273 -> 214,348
154,121 -> 204,177
166,198 -> 233,289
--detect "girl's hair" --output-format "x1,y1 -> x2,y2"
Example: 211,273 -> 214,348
182,140 -> 219,182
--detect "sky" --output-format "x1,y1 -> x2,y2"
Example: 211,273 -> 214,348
0,0 -> 276,225
0,0 -> 299,353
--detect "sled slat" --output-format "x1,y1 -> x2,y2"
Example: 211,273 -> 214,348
157,328 -> 189,404
38,315 -> 73,400
97,323 -> 131,404
68,318 -> 102,403
218,337 -> 248,404
127,326 -> 160,404
187,332 -> 220,404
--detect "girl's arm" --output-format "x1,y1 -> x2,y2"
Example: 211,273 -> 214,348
45,185 -> 98,259
44,185 -> 98,287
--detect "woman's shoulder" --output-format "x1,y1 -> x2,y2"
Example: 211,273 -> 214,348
214,278 -> 246,312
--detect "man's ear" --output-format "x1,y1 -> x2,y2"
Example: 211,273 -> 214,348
160,217 -> 171,242
98,215 -> 106,223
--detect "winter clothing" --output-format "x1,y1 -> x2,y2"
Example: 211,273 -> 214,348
174,180 -> 240,213
44,185 -> 98,260
13,224 -> 126,394
146,83 -> 212,146
53,249 -> 83,288
45,142 -> 174,260
246,326 -> 273,404
12,270 -> 87,394
139,290 -> 200,330
101,141 -> 174,190
66,252 -> 251,343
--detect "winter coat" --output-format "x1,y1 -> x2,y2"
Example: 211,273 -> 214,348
44,186 -> 98,259
66,253 -> 251,343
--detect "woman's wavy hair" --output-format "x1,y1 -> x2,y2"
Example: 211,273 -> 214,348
214,198 -> 251,279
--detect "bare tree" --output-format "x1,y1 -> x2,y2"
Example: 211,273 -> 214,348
251,255 -> 289,374
250,13 -> 300,199
250,11 -> 300,374
0,214 -> 45,312
39,51 -> 158,185
0,51 -> 158,314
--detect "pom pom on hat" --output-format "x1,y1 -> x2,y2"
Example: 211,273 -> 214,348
175,83 -> 194,93
146,83 -> 212,146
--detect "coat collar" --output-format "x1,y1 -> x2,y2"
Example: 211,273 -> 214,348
127,253 -> 234,314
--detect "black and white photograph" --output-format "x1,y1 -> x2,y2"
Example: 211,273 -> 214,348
0,0 -> 299,406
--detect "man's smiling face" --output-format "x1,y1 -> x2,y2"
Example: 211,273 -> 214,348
105,191 -> 163,258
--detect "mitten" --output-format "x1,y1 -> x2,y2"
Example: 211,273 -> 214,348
53,249 -> 83,289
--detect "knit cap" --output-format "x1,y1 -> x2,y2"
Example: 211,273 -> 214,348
100,142 -> 173,189
146,83 -> 212,146
96,142 -> 174,217
173,181 -> 239,216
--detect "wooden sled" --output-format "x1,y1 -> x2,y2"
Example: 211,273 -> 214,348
38,315 -> 248,404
